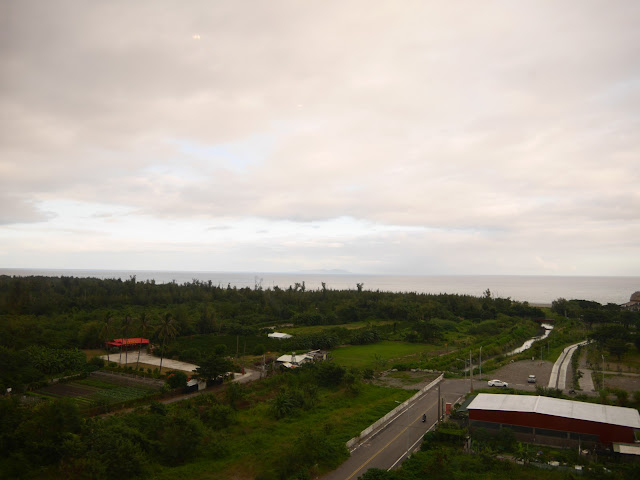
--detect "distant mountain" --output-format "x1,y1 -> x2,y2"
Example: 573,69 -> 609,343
295,269 -> 352,274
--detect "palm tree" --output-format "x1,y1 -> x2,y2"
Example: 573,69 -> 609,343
99,312 -> 113,364
121,315 -> 133,368
136,312 -> 154,371
157,313 -> 177,374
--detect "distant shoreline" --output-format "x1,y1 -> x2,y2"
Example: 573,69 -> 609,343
1,268 -> 636,306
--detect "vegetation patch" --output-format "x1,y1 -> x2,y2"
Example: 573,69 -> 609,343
330,341 -> 437,369
32,375 -> 160,412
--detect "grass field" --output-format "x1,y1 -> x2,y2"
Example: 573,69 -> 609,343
330,340 -> 438,369
280,320 -> 395,336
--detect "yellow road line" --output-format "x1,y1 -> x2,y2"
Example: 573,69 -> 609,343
345,399 -> 437,480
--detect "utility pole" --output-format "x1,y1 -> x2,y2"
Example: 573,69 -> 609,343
479,346 -> 482,378
469,350 -> 473,393
602,354 -> 605,390
437,382 -> 441,423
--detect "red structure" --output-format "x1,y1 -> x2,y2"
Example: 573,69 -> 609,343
106,338 -> 149,350
468,393 -> 640,447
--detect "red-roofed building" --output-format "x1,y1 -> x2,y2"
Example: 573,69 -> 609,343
467,393 -> 640,448
106,338 -> 150,350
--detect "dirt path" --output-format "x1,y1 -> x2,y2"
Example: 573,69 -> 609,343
576,347 -> 595,393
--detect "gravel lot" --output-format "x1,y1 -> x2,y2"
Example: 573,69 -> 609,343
373,359 -> 553,392
598,373 -> 640,393
485,358 -> 553,391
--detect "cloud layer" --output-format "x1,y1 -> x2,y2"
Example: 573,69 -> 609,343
1,1 -> 639,274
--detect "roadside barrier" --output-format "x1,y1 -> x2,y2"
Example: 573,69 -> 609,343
346,374 -> 443,450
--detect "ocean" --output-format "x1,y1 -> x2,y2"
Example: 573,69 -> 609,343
1,268 -> 638,306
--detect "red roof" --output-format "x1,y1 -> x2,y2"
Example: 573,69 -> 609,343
106,338 -> 149,347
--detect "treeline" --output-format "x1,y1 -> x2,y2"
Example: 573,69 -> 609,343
551,297 -> 640,362
0,276 -> 549,370
1,275 -> 543,328
551,297 -> 639,327
0,346 -> 95,394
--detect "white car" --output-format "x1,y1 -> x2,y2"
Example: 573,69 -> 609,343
488,379 -> 509,388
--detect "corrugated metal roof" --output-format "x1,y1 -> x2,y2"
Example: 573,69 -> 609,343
467,393 -> 640,429
613,443 -> 640,455
268,332 -> 292,339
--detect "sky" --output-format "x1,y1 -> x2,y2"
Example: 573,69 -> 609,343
1,1 -> 639,276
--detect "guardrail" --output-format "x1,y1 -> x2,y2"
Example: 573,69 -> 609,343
346,374 -> 443,450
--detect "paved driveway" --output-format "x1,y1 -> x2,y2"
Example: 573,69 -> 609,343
101,351 -> 198,373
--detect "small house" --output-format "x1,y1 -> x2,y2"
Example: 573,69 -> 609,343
276,352 -> 312,368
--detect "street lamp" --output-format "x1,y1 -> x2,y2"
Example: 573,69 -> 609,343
479,346 -> 482,378
601,354 -> 605,390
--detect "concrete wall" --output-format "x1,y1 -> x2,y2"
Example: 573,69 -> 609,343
346,374 -> 443,450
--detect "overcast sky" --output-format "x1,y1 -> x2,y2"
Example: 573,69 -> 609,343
1,1 -> 639,276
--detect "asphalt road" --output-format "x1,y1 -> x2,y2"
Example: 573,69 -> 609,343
319,379 -> 470,480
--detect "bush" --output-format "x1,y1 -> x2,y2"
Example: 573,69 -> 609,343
165,371 -> 187,389
313,362 -> 346,387
150,401 -> 167,416
201,403 -> 234,429
89,356 -> 105,368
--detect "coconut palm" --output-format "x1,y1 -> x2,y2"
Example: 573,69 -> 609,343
99,312 -> 113,364
157,313 -> 177,373
121,315 -> 133,368
136,312 -> 154,371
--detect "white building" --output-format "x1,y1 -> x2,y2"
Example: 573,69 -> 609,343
276,352 -> 312,368
268,332 -> 292,339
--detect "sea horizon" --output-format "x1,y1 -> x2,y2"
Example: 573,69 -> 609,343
2,268 -> 638,306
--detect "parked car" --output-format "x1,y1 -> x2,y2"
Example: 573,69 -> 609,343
488,379 -> 509,388
528,375 -> 537,383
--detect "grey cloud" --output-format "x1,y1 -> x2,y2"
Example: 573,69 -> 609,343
1,1 -> 638,274
0,194 -> 55,225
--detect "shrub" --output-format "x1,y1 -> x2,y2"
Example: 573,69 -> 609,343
89,356 -> 105,368
150,401 -> 167,416
165,371 -> 187,389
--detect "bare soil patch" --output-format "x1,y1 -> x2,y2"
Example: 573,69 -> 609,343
372,370 -> 440,390
92,370 -> 164,388
602,374 -> 640,393
40,383 -> 96,398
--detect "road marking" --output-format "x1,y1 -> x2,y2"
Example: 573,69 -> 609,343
344,398 -> 437,480
388,420 -> 437,470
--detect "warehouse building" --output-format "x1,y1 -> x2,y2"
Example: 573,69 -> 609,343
467,393 -> 640,449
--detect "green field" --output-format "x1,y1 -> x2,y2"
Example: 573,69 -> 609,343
280,320 -> 395,336
330,340 -> 438,369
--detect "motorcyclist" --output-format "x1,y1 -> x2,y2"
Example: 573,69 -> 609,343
422,413 -> 426,423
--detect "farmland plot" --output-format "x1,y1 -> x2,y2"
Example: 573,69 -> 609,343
34,372 -> 161,409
